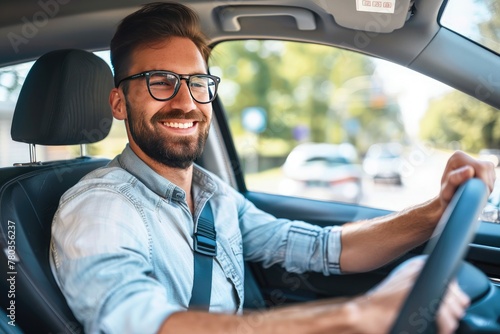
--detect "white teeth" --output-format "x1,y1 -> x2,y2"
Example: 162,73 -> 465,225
162,122 -> 194,129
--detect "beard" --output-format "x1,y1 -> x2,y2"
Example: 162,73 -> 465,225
125,98 -> 209,169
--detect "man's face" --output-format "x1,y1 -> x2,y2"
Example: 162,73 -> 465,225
121,37 -> 212,169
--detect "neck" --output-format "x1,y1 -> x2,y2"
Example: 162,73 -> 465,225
130,144 -> 195,214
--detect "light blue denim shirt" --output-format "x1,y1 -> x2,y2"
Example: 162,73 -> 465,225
50,145 -> 342,334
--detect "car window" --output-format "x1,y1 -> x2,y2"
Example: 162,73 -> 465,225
0,51 -> 126,167
210,40 -> 499,211
441,0 -> 500,55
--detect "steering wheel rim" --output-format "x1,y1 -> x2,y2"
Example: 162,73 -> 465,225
390,178 -> 489,334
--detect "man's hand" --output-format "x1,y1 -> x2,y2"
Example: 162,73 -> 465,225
351,258 -> 470,334
439,151 -> 496,212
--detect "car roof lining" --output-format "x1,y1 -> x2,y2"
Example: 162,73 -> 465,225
0,0 -> 440,66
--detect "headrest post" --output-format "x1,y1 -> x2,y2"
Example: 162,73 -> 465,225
80,144 -> 87,158
29,144 -> 37,163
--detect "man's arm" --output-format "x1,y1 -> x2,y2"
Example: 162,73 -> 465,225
340,197 -> 439,273
159,302 -> 353,334
340,150 -> 496,273
158,258 -> 469,334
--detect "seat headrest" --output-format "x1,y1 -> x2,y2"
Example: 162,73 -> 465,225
11,49 -> 114,145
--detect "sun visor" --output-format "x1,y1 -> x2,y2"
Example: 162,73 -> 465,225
318,0 -> 415,33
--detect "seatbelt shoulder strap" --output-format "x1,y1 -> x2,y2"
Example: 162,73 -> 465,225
189,201 -> 216,310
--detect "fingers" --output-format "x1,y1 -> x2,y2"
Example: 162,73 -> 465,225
440,151 -> 496,206
436,281 -> 470,334
354,260 -> 426,334
468,158 -> 496,192
440,165 -> 474,205
361,260 -> 468,334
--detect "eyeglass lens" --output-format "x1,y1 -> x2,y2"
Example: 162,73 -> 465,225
148,72 -> 217,103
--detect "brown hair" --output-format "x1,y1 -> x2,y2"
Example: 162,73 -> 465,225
110,2 -> 211,87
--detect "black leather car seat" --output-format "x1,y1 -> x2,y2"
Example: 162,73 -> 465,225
0,49 -> 114,334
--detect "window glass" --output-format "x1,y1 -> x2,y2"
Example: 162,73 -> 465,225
210,40 -> 499,211
0,61 -> 34,166
441,0 -> 500,54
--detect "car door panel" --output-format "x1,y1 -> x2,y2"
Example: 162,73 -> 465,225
244,191 -> 408,305
244,191 -> 500,306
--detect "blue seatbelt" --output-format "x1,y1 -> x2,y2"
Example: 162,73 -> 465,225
189,201 -> 216,310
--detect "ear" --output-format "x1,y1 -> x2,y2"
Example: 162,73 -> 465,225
109,87 -> 127,120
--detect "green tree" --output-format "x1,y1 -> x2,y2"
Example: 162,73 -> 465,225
420,91 -> 500,152
476,0 -> 500,54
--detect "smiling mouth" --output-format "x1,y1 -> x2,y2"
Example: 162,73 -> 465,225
161,121 -> 195,129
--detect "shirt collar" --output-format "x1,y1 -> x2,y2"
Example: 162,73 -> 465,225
112,144 -> 217,202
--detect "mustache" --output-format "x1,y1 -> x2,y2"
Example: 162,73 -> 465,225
151,108 -> 206,122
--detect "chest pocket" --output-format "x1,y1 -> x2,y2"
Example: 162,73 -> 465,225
217,233 -> 244,281
229,233 -> 243,256
214,233 -> 245,309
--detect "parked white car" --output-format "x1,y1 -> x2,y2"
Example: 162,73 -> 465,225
363,143 -> 404,185
281,143 -> 363,203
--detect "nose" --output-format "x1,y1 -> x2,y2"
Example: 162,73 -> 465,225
169,80 -> 197,112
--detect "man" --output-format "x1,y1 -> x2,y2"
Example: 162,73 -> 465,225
50,2 -> 495,333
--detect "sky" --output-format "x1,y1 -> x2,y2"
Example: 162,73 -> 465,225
374,60 -> 451,137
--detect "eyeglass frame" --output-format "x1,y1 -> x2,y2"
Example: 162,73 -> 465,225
116,70 -> 221,104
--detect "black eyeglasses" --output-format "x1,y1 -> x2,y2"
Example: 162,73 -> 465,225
117,70 -> 220,104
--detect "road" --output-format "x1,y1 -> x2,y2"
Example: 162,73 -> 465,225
359,150 -> 451,210
247,148 -> 454,211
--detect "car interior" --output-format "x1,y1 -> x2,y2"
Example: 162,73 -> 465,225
1,0 -> 500,333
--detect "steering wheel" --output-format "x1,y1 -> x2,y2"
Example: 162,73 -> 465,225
390,178 -> 489,334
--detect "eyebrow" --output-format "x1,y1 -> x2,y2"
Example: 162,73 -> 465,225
144,69 -> 209,75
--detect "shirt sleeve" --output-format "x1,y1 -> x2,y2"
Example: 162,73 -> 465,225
235,193 -> 343,275
50,186 -> 180,334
